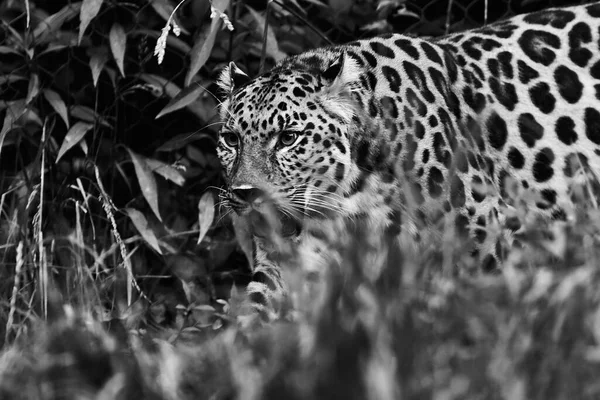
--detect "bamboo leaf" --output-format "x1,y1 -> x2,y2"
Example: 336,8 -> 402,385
56,121 -> 93,162
109,23 -> 126,77
25,73 -> 39,104
33,2 -> 82,43
145,158 -> 186,186
156,84 -> 204,119
197,191 -> 215,244
127,148 -> 162,222
79,0 -> 103,45
0,75 -> 26,84
125,208 -> 163,254
70,105 -> 111,127
185,0 -> 230,86
0,100 -> 26,156
88,46 -> 109,87
43,89 -> 70,128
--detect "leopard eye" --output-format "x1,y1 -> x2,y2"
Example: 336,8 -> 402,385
221,131 -> 239,148
279,131 -> 298,147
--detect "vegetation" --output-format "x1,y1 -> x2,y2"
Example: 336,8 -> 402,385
0,0 -> 599,399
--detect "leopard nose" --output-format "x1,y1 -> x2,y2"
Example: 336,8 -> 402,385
231,187 -> 264,204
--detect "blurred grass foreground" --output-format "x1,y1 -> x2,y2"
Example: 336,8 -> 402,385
2,0 -> 600,399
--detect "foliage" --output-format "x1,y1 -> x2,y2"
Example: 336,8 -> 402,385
0,0 -> 598,399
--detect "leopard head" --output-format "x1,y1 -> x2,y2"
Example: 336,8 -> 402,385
217,52 -> 361,233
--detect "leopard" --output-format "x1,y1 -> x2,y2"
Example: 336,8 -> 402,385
216,2 -> 600,321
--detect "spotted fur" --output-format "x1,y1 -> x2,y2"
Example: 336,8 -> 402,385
217,3 -> 600,320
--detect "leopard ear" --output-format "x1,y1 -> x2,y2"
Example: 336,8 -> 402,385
323,52 -> 361,97
218,62 -> 250,94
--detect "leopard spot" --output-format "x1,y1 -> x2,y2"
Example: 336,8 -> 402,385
486,112 -> 508,150
519,29 -> 560,66
455,214 -> 470,238
427,167 -> 444,198
361,50 -> 377,68
489,78 -> 517,111
414,120 -> 425,139
585,108 -> 600,145
508,147 -> 525,169
421,41 -> 443,65
462,39 -> 482,60
394,38 -> 419,59
455,149 -> 469,173
403,61 -> 435,103
591,61 -> 600,79
537,189 -> 557,210
334,163 -> 345,181
450,175 -> 466,208
533,148 -> 555,182
253,271 -> 278,292
471,176 -> 486,202
433,131 -> 451,166
463,86 -> 486,113
568,22 -> 593,67
444,49 -> 458,83
475,228 -> 487,244
523,9 -> 575,29
529,82 -> 555,114
422,148 -> 430,164
381,96 -> 399,118
429,115 -> 439,128
517,60 -> 539,84
555,116 -> 578,145
406,88 -> 427,117
588,3 -> 600,17
382,66 -> 401,93
370,41 -> 395,58
293,87 -> 306,97
554,65 -> 583,103
518,113 -> 544,147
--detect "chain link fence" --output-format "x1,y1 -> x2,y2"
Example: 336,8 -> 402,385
0,0 -> 594,343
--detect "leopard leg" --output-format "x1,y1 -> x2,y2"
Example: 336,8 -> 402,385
242,237 -> 289,322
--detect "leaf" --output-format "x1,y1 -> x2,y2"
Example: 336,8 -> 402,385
0,100 -> 26,156
125,208 -> 162,254
247,6 -> 286,62
88,46 -> 109,87
127,148 -> 162,222
0,75 -> 26,84
56,121 -> 93,162
185,0 -> 229,87
26,73 -> 39,104
109,23 -> 126,77
197,192 -> 215,244
145,158 -> 186,186
70,105 -> 111,127
43,89 -> 70,128
79,0 -> 103,45
138,74 -> 205,120
156,131 -> 212,152
0,46 -> 21,55
156,84 -> 204,119
33,2 -> 82,44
